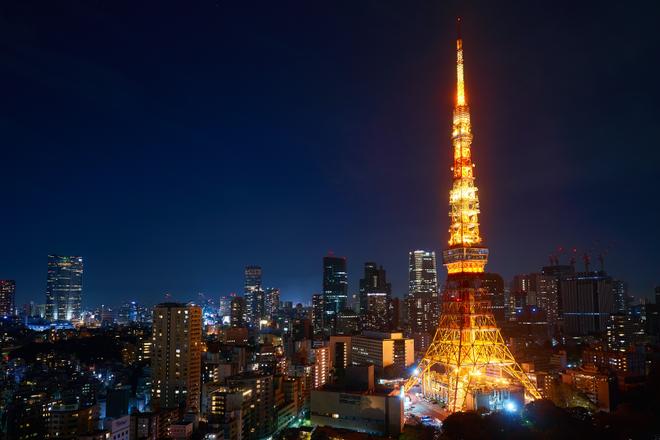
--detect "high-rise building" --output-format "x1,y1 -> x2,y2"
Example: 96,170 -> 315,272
511,273 -> 559,324
359,262 -> 392,332
118,301 -> 138,324
351,332 -> 414,372
226,372 -> 275,439
230,296 -> 245,328
312,346 -> 330,389
612,279 -> 629,314
329,335 -> 352,370
244,266 -> 264,326
480,273 -> 505,324
561,271 -> 615,336
218,295 -> 233,318
336,309 -> 360,335
205,386 -> 253,440
606,313 -> 636,352
0,280 -> 16,317
151,302 -> 203,411
541,264 -> 575,318
406,250 -> 438,335
47,403 -> 98,439
311,294 -> 324,339
45,255 -> 83,322
264,287 -> 280,320
322,255 -> 348,337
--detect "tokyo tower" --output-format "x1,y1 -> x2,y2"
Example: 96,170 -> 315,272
404,19 -> 541,412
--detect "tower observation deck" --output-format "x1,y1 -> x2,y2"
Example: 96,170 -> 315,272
403,19 -> 541,413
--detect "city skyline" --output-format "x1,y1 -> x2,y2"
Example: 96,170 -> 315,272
2,5 -> 660,439
2,2 -> 659,307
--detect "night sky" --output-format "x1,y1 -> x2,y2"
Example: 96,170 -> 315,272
2,1 -> 659,307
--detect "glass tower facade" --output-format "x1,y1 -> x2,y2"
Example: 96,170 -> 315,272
322,255 -> 348,336
406,250 -> 438,334
359,262 -> 392,332
244,265 -> 263,326
45,255 -> 83,322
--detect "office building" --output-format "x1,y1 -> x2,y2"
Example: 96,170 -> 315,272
479,273 -> 505,323
511,272 -> 559,324
322,255 -> 348,336
117,301 -> 150,324
329,335 -> 352,370
582,347 -> 645,376
206,386 -> 252,440
606,313 -> 636,352
151,303 -> 203,411
351,331 -> 414,371
226,372 -> 275,440
561,271 -> 615,336
230,296 -> 245,328
406,250 -> 438,336
264,287 -> 280,320
312,346 -> 330,389
311,293 -> 324,339
244,266 -> 264,326
310,365 -> 403,436
0,280 -> 16,316
336,309 -> 360,335
561,366 -> 616,412
47,403 -> 98,439
45,255 -> 83,322
612,279 -> 629,314
218,295 -> 233,319
359,262 -> 391,332
541,264 -> 575,317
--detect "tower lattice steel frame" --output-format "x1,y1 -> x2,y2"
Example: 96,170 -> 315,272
404,19 -> 541,412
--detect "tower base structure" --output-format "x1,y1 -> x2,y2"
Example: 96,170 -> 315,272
404,272 -> 541,413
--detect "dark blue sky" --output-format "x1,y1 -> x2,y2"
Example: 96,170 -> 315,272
2,1 -> 659,307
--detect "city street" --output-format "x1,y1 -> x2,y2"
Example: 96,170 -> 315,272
405,385 -> 449,427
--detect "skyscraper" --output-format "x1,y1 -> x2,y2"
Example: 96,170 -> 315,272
561,271 -> 615,335
322,255 -> 348,337
230,296 -> 246,328
541,264 -> 575,318
311,293 -> 324,340
479,273 -> 505,324
0,280 -> 16,317
264,287 -> 280,320
244,266 -> 264,326
406,250 -> 438,336
151,302 -> 202,411
359,262 -> 392,332
510,272 -> 559,324
612,279 -> 629,314
45,255 -> 83,322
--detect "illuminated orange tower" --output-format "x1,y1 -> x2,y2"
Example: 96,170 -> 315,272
404,19 -> 541,412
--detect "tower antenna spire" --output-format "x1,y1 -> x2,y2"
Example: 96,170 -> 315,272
455,17 -> 466,107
